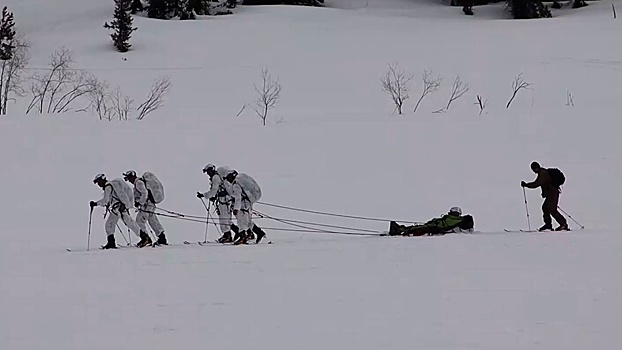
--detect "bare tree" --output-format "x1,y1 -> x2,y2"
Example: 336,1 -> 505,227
506,73 -> 531,109
136,76 -> 171,120
251,67 -> 281,126
85,78 -> 113,120
413,70 -> 441,114
433,75 -> 469,113
475,95 -> 488,116
110,86 -> 133,120
0,38 -> 29,115
566,90 -> 574,106
380,62 -> 413,115
26,48 -> 97,114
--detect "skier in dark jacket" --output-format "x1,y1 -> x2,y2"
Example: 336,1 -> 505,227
521,161 -> 568,231
388,207 -> 474,236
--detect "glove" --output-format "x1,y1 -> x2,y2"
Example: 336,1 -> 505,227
197,192 -> 204,198
520,181 -> 527,187
233,209 -> 239,216
134,202 -> 140,208
90,201 -> 97,208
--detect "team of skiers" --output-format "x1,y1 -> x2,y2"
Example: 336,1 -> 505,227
90,160 -> 570,248
90,164 -> 266,249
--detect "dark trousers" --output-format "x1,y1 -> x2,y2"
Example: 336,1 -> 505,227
542,190 -> 567,226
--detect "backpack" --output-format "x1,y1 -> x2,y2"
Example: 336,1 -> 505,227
235,173 -> 262,203
109,178 -> 134,210
547,168 -> 565,188
141,171 -> 165,204
457,215 -> 474,231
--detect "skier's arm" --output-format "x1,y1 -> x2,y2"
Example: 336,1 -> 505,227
202,176 -> 221,199
96,185 -> 112,207
525,173 -> 543,189
135,179 -> 149,205
231,183 -> 243,211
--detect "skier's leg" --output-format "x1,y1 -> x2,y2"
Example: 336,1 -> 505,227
546,190 -> 568,229
145,202 -> 167,244
216,202 -> 233,243
120,209 -> 142,238
103,211 -> 120,248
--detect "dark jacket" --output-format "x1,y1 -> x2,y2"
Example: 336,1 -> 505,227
525,168 -> 556,197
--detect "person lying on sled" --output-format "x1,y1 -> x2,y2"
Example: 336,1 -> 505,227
388,207 -> 474,236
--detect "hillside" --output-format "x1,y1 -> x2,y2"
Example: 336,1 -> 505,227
1,0 -> 621,349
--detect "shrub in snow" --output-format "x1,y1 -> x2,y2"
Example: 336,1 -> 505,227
104,0 -> 137,53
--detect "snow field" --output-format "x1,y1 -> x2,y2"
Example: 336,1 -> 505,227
1,0 -> 622,348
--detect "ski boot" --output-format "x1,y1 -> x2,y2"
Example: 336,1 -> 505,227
136,231 -> 153,248
252,224 -> 266,244
538,224 -> 553,232
102,235 -> 117,249
246,230 -> 256,241
389,221 -> 401,236
233,231 -> 249,245
156,232 -> 168,245
555,224 -> 569,231
217,231 -> 233,243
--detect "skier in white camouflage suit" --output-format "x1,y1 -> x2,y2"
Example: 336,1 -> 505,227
90,173 -> 143,249
197,164 -> 239,243
123,170 -> 168,247
224,169 -> 267,245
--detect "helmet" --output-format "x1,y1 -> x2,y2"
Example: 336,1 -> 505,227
202,164 -> 216,173
122,170 -> 136,179
226,169 -> 238,178
93,173 -> 106,183
449,206 -> 462,215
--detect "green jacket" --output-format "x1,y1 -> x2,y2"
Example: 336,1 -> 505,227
423,213 -> 467,231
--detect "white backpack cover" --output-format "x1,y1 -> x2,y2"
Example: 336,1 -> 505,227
110,178 -> 134,210
236,173 -> 262,203
142,171 -> 165,204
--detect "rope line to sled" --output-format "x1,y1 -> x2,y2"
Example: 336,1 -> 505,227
256,201 -> 424,225
136,207 -> 383,237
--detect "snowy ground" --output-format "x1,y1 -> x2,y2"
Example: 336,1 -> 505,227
1,0 -> 622,349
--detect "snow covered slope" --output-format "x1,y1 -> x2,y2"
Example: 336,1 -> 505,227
1,0 -> 621,349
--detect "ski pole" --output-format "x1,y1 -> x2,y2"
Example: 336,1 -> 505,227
199,198 -> 210,243
558,206 -> 585,229
523,187 -> 531,231
87,206 -> 94,251
115,223 -> 130,245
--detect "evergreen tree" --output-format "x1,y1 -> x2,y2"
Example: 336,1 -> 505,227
130,0 -> 144,14
507,0 -> 551,19
147,0 -> 179,19
0,6 -> 16,60
104,0 -> 137,52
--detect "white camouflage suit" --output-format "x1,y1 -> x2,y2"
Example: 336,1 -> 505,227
229,176 -> 255,232
134,178 -> 165,236
202,167 -> 234,233
96,181 -> 141,238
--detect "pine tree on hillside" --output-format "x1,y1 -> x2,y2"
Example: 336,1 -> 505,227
0,6 -> 16,60
104,0 -> 138,52
507,0 -> 551,19
147,0 -> 179,19
130,0 -> 144,14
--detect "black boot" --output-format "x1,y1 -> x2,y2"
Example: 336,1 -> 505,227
389,221 -> 401,236
137,231 -> 153,248
233,230 -> 249,245
102,235 -> 117,249
247,230 -> 256,241
156,232 -> 168,245
218,231 -> 233,243
538,224 -> 553,232
252,224 -> 266,244
555,224 -> 569,231
230,224 -> 239,235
